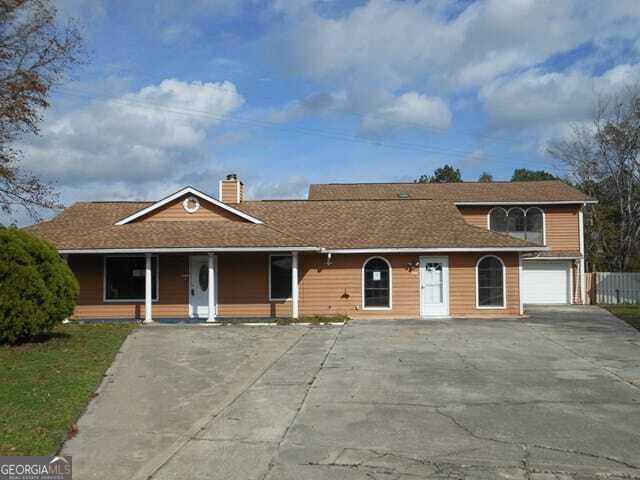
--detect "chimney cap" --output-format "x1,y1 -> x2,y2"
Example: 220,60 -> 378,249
226,173 -> 238,181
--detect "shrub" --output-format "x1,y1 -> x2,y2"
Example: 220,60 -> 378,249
0,228 -> 79,343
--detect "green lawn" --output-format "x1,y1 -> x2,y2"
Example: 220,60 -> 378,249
0,324 -> 135,455
604,305 -> 640,332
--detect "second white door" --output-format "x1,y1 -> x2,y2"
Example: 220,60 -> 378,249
420,256 -> 449,317
189,256 -> 212,318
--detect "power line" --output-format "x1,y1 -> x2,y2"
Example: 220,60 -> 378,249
51,85 -> 556,171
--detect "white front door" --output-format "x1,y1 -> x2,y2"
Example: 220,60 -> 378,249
189,256 -> 211,318
420,256 -> 449,317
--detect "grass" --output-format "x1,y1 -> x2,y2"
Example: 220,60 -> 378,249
604,305 -> 640,332
275,314 -> 350,325
0,324 -> 135,456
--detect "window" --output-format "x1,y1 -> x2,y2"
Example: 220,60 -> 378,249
105,256 -> 158,301
269,255 -> 292,300
489,208 -> 508,232
525,207 -> 544,244
488,207 -> 544,244
476,256 -> 505,308
363,257 -> 391,309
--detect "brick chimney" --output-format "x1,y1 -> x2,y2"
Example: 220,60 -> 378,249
219,174 -> 244,204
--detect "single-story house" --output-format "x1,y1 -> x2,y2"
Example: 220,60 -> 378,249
26,175 -> 596,321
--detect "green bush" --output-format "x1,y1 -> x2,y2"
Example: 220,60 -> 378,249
0,228 -> 79,343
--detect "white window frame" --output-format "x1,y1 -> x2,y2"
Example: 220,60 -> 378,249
103,254 -> 159,303
487,206 -> 546,245
268,254 -> 293,302
362,256 -> 393,311
475,255 -> 506,309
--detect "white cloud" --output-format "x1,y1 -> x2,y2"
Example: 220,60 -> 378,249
361,92 -> 451,133
18,79 -> 245,185
479,63 -> 640,129
270,0 -> 640,91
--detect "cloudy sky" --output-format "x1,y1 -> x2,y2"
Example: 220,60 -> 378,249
8,0 -> 640,225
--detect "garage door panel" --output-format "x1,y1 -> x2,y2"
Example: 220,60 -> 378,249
523,261 -> 570,304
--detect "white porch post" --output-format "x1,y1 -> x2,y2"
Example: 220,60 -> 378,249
62,254 -> 71,324
579,206 -> 586,304
292,251 -> 299,319
143,253 -> 153,324
207,253 -> 216,323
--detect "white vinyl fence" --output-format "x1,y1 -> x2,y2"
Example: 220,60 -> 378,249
593,272 -> 640,304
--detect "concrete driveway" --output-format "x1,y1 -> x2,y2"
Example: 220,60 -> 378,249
63,306 -> 640,479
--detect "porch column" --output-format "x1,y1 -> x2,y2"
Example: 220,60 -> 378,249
207,253 -> 216,323
292,251 -> 299,319
62,254 -> 70,324
143,253 -> 153,324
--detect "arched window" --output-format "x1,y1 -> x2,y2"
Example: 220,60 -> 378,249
363,257 -> 391,309
525,207 -> 544,244
489,208 -> 508,232
507,208 -> 526,240
476,256 -> 505,308
487,207 -> 545,244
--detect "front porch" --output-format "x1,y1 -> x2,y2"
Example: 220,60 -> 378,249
66,252 -> 301,322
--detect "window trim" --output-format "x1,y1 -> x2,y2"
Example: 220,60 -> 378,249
487,206 -> 546,245
103,254 -> 159,303
361,256 -> 393,311
475,255 -> 506,309
268,254 -> 293,302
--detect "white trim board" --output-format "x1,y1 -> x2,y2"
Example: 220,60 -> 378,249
114,186 -> 263,225
59,246 -> 318,254
455,200 -> 597,206
323,246 -> 549,254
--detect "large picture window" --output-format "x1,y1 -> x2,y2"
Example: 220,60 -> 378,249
476,256 -> 505,308
363,257 -> 391,309
269,255 -> 292,300
489,207 -> 544,244
105,256 -> 158,301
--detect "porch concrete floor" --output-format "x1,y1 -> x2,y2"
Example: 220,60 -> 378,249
63,306 -> 640,479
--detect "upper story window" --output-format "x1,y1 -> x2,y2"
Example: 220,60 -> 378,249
489,207 -> 544,244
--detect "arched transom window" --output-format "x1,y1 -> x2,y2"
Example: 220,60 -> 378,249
476,256 -> 505,308
489,207 -> 544,244
363,257 -> 391,309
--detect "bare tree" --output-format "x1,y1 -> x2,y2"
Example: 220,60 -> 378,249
0,0 -> 83,220
548,87 -> 640,271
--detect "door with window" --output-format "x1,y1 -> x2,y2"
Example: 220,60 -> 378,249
420,256 -> 449,317
189,256 -> 212,318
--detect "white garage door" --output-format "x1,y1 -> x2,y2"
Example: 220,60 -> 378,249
523,260 -> 571,304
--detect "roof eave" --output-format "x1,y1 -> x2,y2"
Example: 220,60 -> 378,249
321,246 -> 550,254
454,200 -> 597,206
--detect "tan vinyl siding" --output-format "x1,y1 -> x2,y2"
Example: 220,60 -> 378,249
458,205 -> 581,252
220,181 -> 241,204
457,206 -> 490,229
69,254 -> 188,319
298,252 -> 520,319
217,253 -> 292,318
299,253 -> 419,318
139,195 -> 245,223
544,206 -> 580,251
449,253 -> 520,317
68,252 -> 521,320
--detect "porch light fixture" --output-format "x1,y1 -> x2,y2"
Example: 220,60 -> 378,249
182,196 -> 200,213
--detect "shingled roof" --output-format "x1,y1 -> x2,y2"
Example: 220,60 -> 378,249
26,196 -> 545,252
26,202 -> 312,251
308,180 -> 595,203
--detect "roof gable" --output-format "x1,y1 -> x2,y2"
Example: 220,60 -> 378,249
114,186 -> 263,225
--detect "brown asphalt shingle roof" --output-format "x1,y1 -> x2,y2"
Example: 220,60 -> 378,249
26,202 -> 312,250
237,199 -> 538,250
26,197 -> 542,251
308,180 -> 594,203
